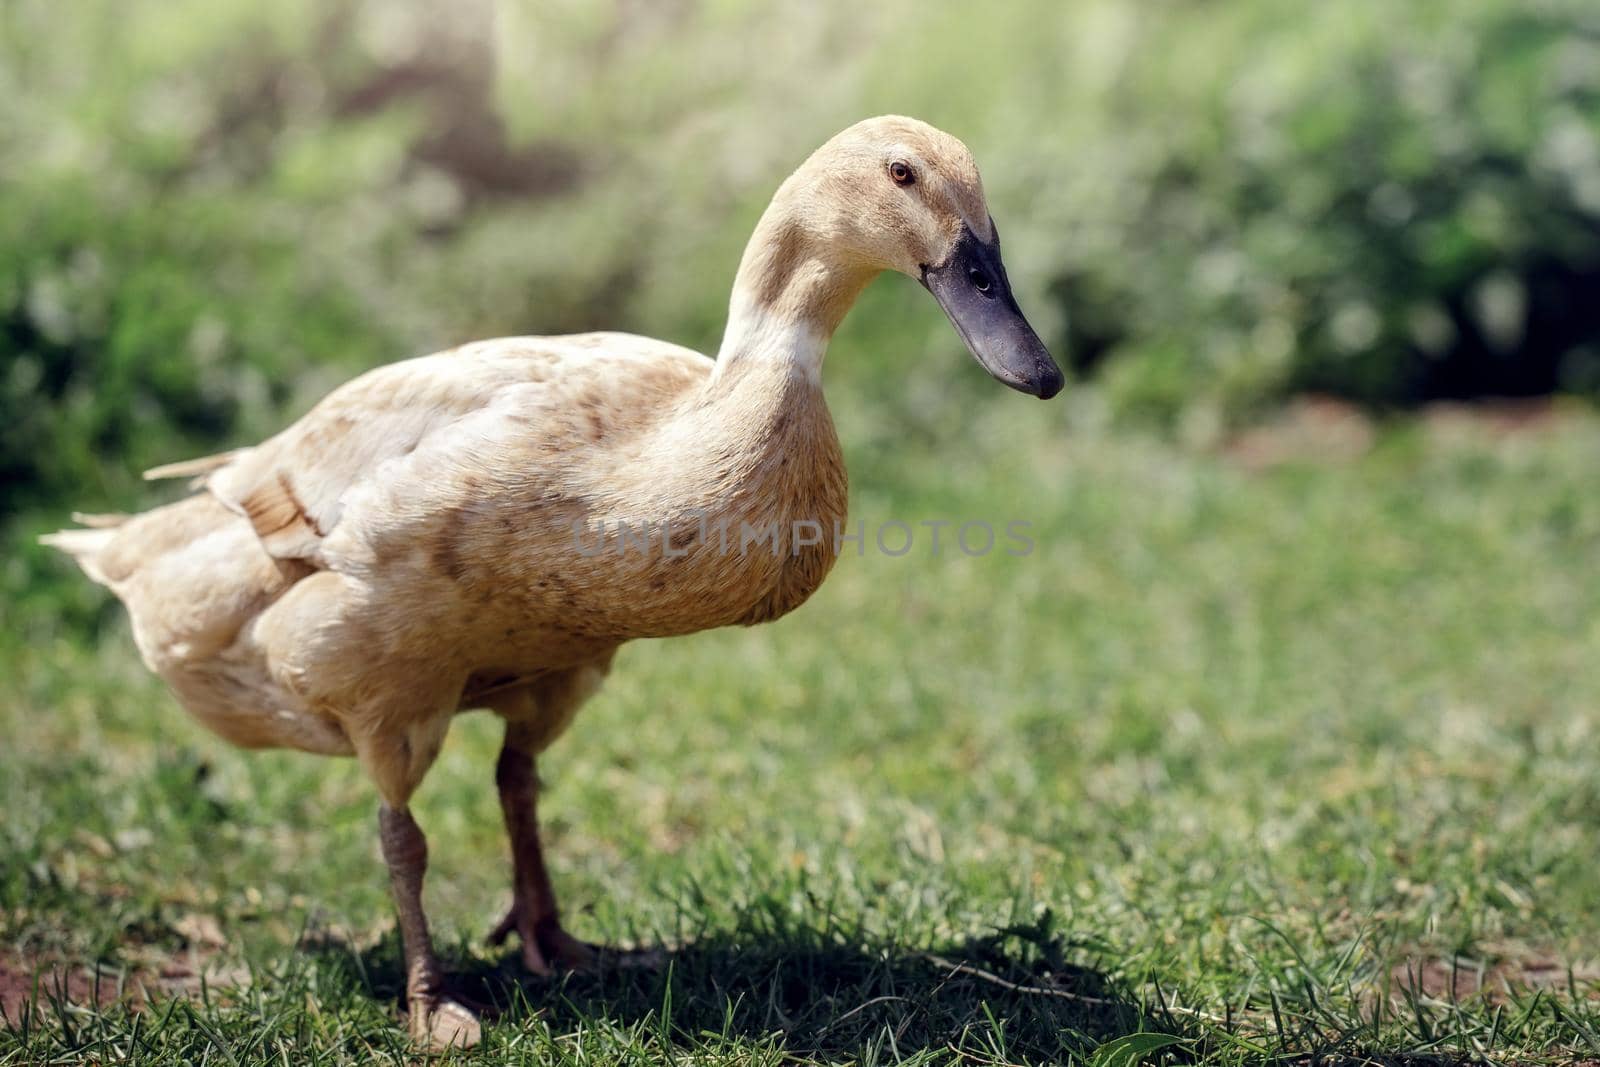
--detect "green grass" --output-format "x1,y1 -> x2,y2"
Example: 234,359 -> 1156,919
3,402 -> 1599,1064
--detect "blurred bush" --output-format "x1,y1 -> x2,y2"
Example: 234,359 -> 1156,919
2,0 -> 1598,559
1020,0 -> 1600,433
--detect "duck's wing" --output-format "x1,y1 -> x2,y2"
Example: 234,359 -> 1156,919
202,349 -> 517,562
191,335 -> 710,565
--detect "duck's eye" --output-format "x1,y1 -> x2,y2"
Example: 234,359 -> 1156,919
968,268 -> 992,293
888,160 -> 915,186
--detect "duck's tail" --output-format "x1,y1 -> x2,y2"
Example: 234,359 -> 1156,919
39,445 -> 239,584
39,512 -> 128,587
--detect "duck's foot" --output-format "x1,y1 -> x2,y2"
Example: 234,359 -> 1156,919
488,909 -> 598,976
488,909 -> 668,975
408,995 -> 482,1050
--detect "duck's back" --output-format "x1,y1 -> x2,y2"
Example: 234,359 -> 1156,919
206,334 -> 711,566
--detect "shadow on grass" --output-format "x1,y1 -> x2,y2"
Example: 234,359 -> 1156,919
311,913 -> 1171,1062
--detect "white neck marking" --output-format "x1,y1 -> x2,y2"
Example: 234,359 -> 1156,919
712,293 -> 827,387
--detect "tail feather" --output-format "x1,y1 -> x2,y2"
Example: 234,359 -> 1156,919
40,525 -> 119,586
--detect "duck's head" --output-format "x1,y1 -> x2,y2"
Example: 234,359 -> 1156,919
770,115 -> 1064,399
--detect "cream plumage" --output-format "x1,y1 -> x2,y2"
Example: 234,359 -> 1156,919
44,115 -> 1062,1047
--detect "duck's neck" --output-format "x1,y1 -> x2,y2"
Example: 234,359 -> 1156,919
709,199 -> 877,391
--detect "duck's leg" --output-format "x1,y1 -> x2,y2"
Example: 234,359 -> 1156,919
483,661 -> 614,975
361,722 -> 482,1049
487,722 -> 596,974
378,804 -> 481,1046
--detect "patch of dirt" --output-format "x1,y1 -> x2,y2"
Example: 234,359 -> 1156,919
0,948 -> 250,1022
1224,395 -> 1589,472
0,956 -> 134,1019
1223,396 -> 1375,471
1388,953 -> 1600,1005
1419,397 -> 1574,439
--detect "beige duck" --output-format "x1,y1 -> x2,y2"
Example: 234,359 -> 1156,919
44,115 -> 1063,1047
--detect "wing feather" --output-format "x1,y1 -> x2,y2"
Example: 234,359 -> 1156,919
236,470 -> 325,559
144,450 -> 242,482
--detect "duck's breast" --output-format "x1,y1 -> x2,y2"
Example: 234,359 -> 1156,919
434,385 -> 847,648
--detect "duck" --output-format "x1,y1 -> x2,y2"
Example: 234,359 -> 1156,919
43,115 -> 1064,1048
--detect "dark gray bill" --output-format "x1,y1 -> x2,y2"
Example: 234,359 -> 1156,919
920,223 -> 1064,399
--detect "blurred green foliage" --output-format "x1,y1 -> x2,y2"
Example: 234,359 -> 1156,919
3,0 -> 1599,556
